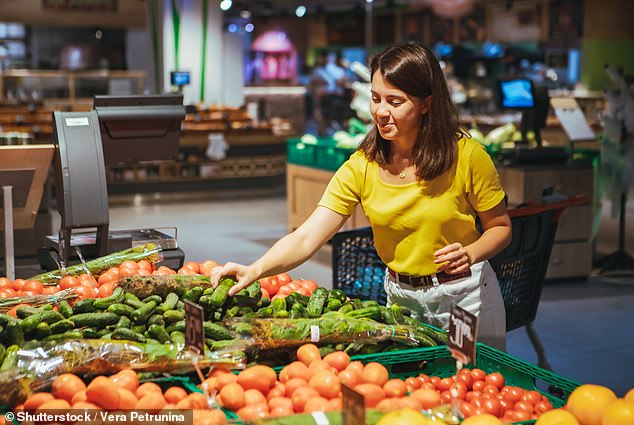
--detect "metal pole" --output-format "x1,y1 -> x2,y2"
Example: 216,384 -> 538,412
3,186 -> 15,281
365,1 -> 373,55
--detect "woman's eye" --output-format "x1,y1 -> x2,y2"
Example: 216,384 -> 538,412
372,97 -> 380,103
390,100 -> 402,106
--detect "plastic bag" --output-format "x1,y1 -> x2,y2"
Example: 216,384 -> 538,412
228,312 -> 425,350
0,288 -> 78,314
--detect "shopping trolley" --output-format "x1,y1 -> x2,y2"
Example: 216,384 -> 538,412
331,195 -> 589,370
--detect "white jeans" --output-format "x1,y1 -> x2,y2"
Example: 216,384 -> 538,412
384,261 -> 507,351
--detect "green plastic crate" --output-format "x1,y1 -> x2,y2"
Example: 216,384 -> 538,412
352,343 -> 581,408
287,138 -> 355,171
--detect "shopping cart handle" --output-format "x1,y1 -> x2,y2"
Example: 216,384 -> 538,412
508,194 -> 589,221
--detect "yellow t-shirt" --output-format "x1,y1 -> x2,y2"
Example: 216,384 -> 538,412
318,137 -> 505,276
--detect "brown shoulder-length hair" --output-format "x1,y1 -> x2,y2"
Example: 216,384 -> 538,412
358,42 -> 466,180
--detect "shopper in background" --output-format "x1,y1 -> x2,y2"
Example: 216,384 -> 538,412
211,42 -> 511,349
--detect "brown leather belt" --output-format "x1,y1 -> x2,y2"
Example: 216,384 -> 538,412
387,268 -> 472,288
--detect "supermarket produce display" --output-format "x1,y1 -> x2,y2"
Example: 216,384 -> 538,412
0,250 -> 632,425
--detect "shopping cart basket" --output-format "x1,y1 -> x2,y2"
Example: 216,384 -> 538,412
331,195 -> 589,370
489,194 -> 588,370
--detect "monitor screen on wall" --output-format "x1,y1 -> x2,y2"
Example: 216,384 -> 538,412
498,79 -> 535,109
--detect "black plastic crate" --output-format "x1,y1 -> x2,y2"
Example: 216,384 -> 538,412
331,227 -> 387,304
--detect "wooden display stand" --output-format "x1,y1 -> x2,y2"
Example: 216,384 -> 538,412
287,163 -> 369,232
0,145 -> 54,278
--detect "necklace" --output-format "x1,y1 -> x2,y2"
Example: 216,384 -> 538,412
399,172 -> 406,179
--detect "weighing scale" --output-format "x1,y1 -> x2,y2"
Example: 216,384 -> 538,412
38,94 -> 187,271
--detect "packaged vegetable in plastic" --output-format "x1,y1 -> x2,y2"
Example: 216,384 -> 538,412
30,243 -> 162,284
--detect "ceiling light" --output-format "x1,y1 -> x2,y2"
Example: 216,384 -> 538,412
295,5 -> 306,17
366,0 -> 373,3
240,10 -> 252,19
227,23 -> 238,33
219,0 -> 232,11
245,23 -> 254,33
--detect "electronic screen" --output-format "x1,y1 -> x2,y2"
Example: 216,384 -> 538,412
94,94 -> 185,164
170,71 -> 190,86
498,79 -> 535,109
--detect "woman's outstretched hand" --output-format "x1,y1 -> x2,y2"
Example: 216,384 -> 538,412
210,262 -> 260,296
434,242 -> 472,274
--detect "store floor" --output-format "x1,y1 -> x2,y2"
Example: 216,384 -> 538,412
12,186 -> 634,395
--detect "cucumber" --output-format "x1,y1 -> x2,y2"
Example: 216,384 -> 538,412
107,303 -> 135,318
209,278 -> 234,308
182,286 -> 203,304
287,292 -> 310,307
147,324 -> 170,344
256,306 -> 273,318
345,306 -> 381,320
82,328 -> 98,338
210,339 -> 240,351
351,299 -> 364,310
337,302 -> 354,314
257,297 -> 271,308
271,298 -> 287,315
73,298 -> 96,314
115,316 -> 132,329
0,344 -> 5,365
124,292 -> 145,309
166,320 -> 185,334
324,298 -> 342,312
307,288 -> 329,318
157,292 -> 179,313
0,314 -> 20,327
290,303 -> 308,319
202,287 -> 215,296
50,319 -> 75,334
0,345 -> 19,370
35,322 -> 52,339
362,300 -> 379,308
96,328 -> 111,337
163,310 -> 184,325
198,295 -> 216,311
390,304 -> 405,324
17,305 -> 45,319
0,321 -> 23,346
93,287 -> 125,310
147,314 -> 165,327
69,312 -> 120,328
43,330 -> 83,342
203,322 -> 232,340
21,311 -> 64,333
99,332 -> 113,340
224,306 -> 241,318
246,281 -> 262,299
112,328 -> 146,343
132,300 -> 157,324
132,324 -> 146,334
170,331 -> 185,345
58,300 -> 74,318
328,289 -> 347,303
143,295 -> 163,305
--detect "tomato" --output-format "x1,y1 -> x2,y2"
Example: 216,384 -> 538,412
137,260 -> 153,273
449,382 -> 467,400
182,261 -> 200,274
456,371 -> 473,389
502,386 -> 525,404
534,399 -> 553,414
287,282 -> 301,292
41,286 -> 59,295
472,380 -> 486,392
276,273 -> 292,285
483,384 -> 500,397
0,289 -> 16,298
460,401 -> 476,418
277,285 -> 294,297
260,288 -> 270,300
470,369 -> 486,381
485,372 -> 504,389
11,279 -> 26,291
515,400 -> 534,414
483,397 -> 502,417
268,276 -> 281,295
74,285 -> 97,299
98,283 -> 114,298
0,277 -> 12,289
259,277 -> 273,294
436,377 -> 454,392
522,390 -> 543,405
296,287 -> 311,297
300,280 -> 318,293
466,391 -> 483,403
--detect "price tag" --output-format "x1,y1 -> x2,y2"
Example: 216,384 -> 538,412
184,300 -> 205,355
447,304 -> 478,365
310,325 -> 320,342
342,384 -> 365,425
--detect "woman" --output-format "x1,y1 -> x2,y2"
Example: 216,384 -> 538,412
211,43 -> 511,349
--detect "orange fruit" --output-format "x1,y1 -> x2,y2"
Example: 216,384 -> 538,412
23,392 -> 54,411
625,389 -> 634,404
71,390 -> 87,405
86,376 -> 120,410
219,383 -> 246,411
135,381 -> 162,399
410,388 -> 442,409
461,413 -> 504,425
72,401 -> 101,410
338,368 -> 362,389
535,409 -> 580,425
304,396 -> 330,413
193,409 -> 227,425
52,373 -> 86,402
353,383 -> 385,408
215,372 -> 238,390
296,344 -> 321,366
376,397 -> 403,413
268,396 -> 293,411
187,392 -> 209,409
135,392 -> 166,412
323,351 -> 350,371
284,378 -> 309,398
567,384 -> 617,425
236,403 -> 268,420
266,382 -> 286,400
36,399 -> 71,412
117,388 -> 138,409
279,361 -> 310,383
383,379 -> 408,398
309,371 -> 341,399
163,386 -> 188,404
601,399 -> 634,425
237,365 -> 277,394
244,389 -> 267,405
362,362 -> 389,387
291,386 -> 319,413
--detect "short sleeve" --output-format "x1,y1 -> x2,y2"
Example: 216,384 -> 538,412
466,142 -> 506,212
318,151 -> 364,216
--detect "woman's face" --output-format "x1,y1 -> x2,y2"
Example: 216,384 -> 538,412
370,71 -> 429,145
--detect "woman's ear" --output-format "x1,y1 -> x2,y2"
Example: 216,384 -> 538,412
421,95 -> 432,115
